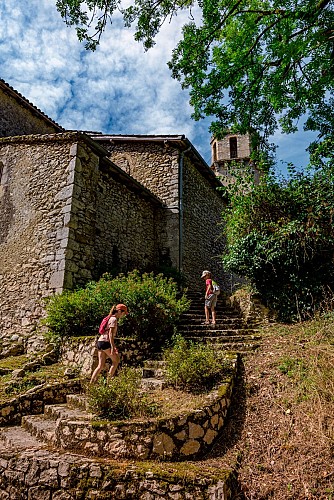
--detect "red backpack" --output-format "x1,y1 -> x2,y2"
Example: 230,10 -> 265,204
99,315 -> 111,334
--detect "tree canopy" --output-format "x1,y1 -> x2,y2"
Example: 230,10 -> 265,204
56,0 -> 334,162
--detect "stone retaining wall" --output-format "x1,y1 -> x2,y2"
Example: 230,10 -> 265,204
0,380 -> 81,426
52,356 -> 237,462
60,337 -> 156,377
0,448 -> 235,499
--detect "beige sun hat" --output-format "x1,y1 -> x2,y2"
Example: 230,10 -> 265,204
201,270 -> 211,278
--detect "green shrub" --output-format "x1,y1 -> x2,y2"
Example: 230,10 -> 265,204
163,335 -> 233,393
222,164 -> 334,322
43,270 -> 190,343
86,367 -> 160,420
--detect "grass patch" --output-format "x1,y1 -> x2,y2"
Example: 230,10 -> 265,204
233,314 -> 334,499
164,334 -> 234,393
86,366 -> 161,420
0,362 -> 70,403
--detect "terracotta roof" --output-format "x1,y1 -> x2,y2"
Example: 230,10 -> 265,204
0,78 -> 64,131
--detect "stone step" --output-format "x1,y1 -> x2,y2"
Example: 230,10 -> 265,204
184,308 -> 239,315
66,394 -> 89,411
142,367 -> 165,379
21,415 -> 57,445
0,425 -> 43,451
179,315 -> 244,323
141,378 -> 167,391
44,404 -> 93,422
180,328 -> 260,336
143,360 -> 166,369
211,342 -> 261,352
178,325 -> 249,333
184,335 -> 262,344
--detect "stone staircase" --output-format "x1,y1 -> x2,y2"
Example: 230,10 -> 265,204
0,293 -> 261,455
177,291 -> 262,354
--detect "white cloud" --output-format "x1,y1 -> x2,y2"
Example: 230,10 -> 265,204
0,0 -> 314,169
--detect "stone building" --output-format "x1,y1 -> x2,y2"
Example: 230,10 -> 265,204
210,132 -> 262,186
0,79 -> 229,343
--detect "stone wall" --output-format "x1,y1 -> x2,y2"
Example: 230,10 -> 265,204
0,135 -> 78,342
211,134 -> 251,163
0,133 -> 163,344
0,380 -> 81,426
53,371 -> 236,462
182,157 -> 228,291
92,157 -> 161,280
60,337 -> 154,377
0,83 -> 61,138
100,139 -> 181,271
0,448 -> 234,499
95,138 -> 228,289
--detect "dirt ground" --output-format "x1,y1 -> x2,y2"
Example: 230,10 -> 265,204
200,323 -> 334,499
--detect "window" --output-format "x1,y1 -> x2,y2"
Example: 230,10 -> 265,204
229,137 -> 238,159
212,141 -> 217,162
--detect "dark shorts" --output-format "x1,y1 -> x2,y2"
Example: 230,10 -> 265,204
97,341 -> 111,351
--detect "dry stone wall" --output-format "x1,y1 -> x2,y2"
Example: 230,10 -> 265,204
53,372 -> 236,462
0,448 -> 234,499
0,380 -> 81,426
60,337 -> 154,377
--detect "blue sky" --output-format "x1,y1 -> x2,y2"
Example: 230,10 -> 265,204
0,0 -> 314,172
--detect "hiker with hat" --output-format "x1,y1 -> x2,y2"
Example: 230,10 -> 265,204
201,270 -> 217,326
90,304 -> 129,384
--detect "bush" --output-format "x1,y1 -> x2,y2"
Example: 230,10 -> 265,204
163,335 -> 233,393
222,164 -> 334,322
43,270 -> 190,343
86,367 -> 160,420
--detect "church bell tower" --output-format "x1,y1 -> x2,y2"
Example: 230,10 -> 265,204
210,132 -> 262,186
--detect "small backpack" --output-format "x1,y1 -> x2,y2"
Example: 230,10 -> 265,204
98,315 -> 111,334
212,280 -> 221,295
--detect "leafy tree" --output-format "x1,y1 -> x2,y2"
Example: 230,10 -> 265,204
56,0 -> 333,160
222,161 -> 334,321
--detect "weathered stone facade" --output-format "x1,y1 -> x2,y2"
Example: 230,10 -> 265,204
210,133 -> 262,186
94,135 -> 227,289
0,133 -> 163,342
0,79 -> 62,138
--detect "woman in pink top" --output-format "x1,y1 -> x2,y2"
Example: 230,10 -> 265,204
201,270 -> 217,325
90,303 -> 128,384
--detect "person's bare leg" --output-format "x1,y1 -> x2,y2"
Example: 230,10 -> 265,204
204,305 -> 210,323
212,308 -> 216,325
108,352 -> 120,378
90,350 -> 107,384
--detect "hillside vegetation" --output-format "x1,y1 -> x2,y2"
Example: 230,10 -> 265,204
203,314 -> 334,499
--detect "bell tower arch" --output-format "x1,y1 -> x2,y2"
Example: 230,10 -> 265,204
210,132 -> 262,186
